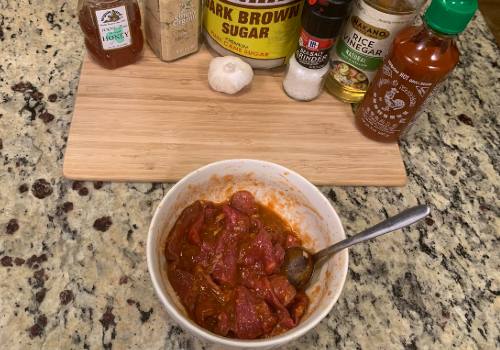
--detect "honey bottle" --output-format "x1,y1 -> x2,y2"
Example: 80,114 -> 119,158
78,0 -> 144,69
355,0 -> 478,142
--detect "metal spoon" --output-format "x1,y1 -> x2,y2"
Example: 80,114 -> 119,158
283,205 -> 431,290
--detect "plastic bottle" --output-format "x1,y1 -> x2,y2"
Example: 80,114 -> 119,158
355,0 -> 478,142
324,0 -> 425,103
78,0 -> 144,69
283,0 -> 352,101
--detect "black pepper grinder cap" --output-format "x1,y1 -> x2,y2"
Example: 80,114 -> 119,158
302,0 -> 353,39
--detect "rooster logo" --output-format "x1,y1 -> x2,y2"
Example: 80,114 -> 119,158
382,88 -> 405,112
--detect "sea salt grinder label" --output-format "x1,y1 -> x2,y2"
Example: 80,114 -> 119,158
95,6 -> 132,50
295,29 -> 335,70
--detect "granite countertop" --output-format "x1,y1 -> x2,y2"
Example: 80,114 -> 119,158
0,1 -> 499,349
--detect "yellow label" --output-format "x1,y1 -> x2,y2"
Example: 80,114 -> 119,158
203,0 -> 303,60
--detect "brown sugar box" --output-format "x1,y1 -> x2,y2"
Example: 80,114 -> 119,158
145,0 -> 201,61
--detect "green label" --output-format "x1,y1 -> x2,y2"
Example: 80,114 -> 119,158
336,39 -> 382,71
106,27 -> 125,43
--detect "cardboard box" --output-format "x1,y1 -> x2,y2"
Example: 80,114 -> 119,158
145,0 -> 201,61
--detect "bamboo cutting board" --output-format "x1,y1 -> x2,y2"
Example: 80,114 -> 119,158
64,46 -> 407,186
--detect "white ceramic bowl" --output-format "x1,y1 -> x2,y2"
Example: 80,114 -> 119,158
147,159 -> 348,349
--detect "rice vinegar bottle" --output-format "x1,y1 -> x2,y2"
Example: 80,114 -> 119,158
325,0 -> 425,103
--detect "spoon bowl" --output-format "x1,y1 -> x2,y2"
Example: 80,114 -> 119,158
283,246 -> 314,290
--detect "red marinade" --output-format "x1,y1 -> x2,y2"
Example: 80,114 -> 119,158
165,191 -> 309,339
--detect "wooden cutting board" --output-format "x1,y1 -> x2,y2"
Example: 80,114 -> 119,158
64,46 -> 407,186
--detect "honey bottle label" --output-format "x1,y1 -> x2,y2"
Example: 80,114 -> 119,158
95,6 -> 132,50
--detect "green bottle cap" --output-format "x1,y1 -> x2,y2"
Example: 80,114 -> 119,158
424,0 -> 478,35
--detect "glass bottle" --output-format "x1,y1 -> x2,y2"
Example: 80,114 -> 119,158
354,0 -> 478,142
324,0 -> 425,103
78,0 -> 144,69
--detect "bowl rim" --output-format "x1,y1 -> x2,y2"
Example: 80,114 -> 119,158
146,159 -> 348,348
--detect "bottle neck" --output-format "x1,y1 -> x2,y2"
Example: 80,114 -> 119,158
365,0 -> 424,15
422,20 -> 457,41
411,20 -> 457,50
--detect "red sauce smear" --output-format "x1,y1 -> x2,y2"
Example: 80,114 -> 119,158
165,191 -> 310,339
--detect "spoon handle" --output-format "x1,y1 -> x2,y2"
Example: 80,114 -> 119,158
314,205 -> 431,264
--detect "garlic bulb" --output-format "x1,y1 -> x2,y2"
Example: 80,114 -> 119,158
208,56 -> 254,95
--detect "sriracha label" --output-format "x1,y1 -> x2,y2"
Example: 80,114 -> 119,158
357,58 -> 439,138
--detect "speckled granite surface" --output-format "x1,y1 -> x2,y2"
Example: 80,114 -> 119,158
0,1 -> 499,349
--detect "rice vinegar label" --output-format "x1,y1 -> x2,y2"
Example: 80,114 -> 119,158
330,0 -> 415,91
95,6 -> 132,50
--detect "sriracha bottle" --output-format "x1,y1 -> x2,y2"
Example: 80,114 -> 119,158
354,0 -> 477,142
